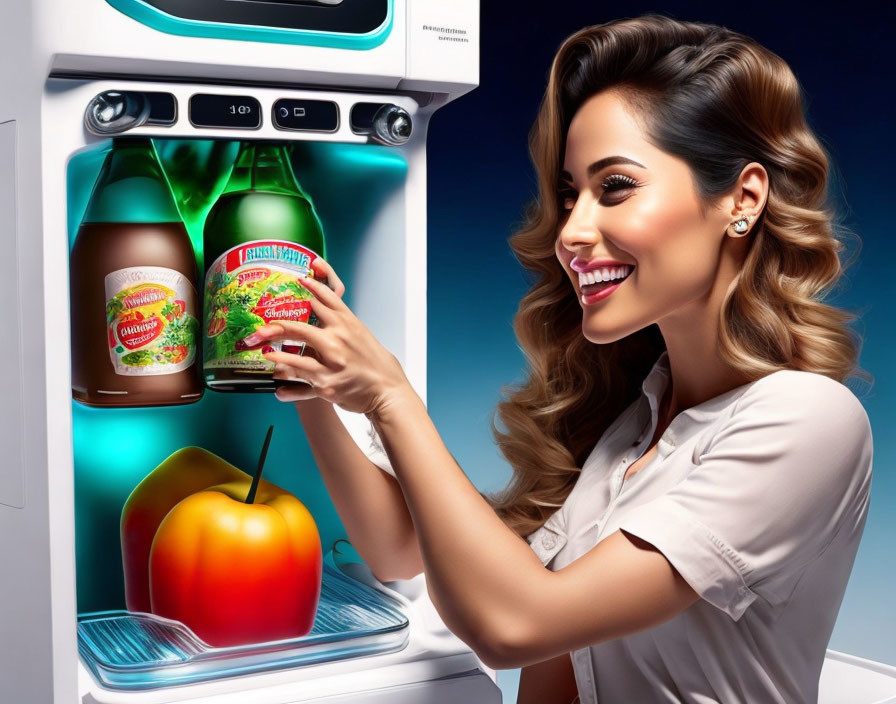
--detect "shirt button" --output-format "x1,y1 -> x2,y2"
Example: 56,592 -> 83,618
541,535 -> 557,549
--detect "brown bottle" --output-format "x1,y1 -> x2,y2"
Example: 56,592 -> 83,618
70,138 -> 202,407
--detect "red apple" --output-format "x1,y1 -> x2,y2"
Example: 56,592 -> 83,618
148,478 -> 322,647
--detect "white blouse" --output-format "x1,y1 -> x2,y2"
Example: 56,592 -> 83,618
524,350 -> 873,703
358,350 -> 873,703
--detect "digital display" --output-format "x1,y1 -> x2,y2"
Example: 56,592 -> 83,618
272,99 -> 339,132
189,94 -> 261,130
264,0 -> 343,4
136,0 -> 388,35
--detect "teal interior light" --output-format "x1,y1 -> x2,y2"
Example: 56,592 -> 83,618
68,137 -> 407,613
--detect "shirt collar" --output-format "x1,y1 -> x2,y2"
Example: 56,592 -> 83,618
641,349 -> 671,413
634,349 -> 757,447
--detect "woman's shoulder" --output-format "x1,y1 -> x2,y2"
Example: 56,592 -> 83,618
732,368 -> 871,444
698,369 -> 874,500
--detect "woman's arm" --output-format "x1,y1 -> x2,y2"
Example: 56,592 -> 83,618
257,271 -> 701,670
517,652 -> 579,704
369,390 -> 700,669
295,397 -> 424,583
283,257 -> 425,583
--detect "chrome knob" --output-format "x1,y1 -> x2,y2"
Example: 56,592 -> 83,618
85,91 -> 151,135
371,105 -> 412,146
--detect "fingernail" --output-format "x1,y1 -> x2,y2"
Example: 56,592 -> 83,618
262,345 -> 275,354
241,332 -> 263,346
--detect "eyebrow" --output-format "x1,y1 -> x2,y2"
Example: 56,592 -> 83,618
559,156 -> 646,182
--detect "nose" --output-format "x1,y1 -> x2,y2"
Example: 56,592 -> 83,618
557,194 -> 601,255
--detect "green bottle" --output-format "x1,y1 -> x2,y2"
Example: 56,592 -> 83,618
202,141 -> 328,392
70,137 -> 202,407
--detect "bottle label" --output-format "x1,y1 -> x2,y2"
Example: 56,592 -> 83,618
203,239 -> 322,375
104,266 -> 199,376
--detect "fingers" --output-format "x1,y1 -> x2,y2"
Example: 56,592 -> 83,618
298,270 -> 349,313
311,257 -> 345,298
269,352 -> 325,403
242,319 -> 329,351
307,290 -> 339,327
264,349 -> 328,379
275,383 -> 319,403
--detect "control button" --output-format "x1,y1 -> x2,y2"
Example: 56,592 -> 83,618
189,94 -> 261,130
372,104 -> 411,145
144,92 -> 177,125
350,103 -> 413,145
272,99 -> 339,132
84,91 -> 150,135
350,102 -> 383,133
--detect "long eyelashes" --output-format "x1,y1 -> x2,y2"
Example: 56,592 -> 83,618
557,173 -> 639,210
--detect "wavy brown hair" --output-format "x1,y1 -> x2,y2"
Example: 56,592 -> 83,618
482,14 -> 871,540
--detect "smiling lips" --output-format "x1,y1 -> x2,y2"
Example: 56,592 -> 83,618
577,265 -> 634,288
567,257 -> 635,302
570,256 -> 635,273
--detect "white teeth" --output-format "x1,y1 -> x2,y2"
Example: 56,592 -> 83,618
578,265 -> 633,287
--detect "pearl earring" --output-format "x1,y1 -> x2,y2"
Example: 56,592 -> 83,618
732,214 -> 753,235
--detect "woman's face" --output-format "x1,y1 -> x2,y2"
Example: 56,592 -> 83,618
555,89 -> 739,344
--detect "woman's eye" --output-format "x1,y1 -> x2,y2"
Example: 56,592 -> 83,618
557,186 -> 577,211
600,173 -> 639,202
556,173 -> 639,211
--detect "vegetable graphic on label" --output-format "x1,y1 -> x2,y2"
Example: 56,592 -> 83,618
105,267 -> 198,377
207,307 -> 228,337
203,240 -> 319,374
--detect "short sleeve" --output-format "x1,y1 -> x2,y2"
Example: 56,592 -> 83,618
617,371 -> 873,621
364,418 -> 396,477
331,405 -> 397,477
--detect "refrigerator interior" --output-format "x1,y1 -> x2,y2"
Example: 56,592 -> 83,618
23,77 -> 499,702
70,134 -> 405,685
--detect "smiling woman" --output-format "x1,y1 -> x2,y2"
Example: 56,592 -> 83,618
477,12 -> 873,703
553,88 -> 771,339
255,12 -> 873,704
488,12 -> 869,541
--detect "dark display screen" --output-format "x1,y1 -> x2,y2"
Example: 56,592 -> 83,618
139,0 -> 385,33
264,0 -> 344,4
189,94 -> 262,130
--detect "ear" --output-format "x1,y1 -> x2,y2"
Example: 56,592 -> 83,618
727,161 -> 769,220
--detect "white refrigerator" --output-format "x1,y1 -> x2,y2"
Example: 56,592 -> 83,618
0,0 -> 502,701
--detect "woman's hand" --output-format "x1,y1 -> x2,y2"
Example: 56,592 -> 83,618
240,257 -> 413,418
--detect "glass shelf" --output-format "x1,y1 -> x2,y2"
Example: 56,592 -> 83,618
78,559 -> 409,691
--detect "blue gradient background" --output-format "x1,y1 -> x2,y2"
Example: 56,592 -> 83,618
423,4 -> 895,700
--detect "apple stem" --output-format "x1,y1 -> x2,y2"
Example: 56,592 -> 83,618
246,425 -> 274,504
